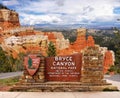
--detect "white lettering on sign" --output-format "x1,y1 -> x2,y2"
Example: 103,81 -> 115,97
53,56 -> 75,66
53,62 -> 75,66
54,56 -> 72,61
49,56 -> 78,76
46,55 -> 81,81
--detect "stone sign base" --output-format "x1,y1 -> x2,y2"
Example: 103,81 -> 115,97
10,46 -> 119,92
11,81 -> 118,92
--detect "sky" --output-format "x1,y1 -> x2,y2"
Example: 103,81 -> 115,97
1,0 -> 120,27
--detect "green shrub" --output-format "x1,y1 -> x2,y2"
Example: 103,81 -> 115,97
0,76 -> 19,86
47,42 -> 57,57
103,88 -> 119,91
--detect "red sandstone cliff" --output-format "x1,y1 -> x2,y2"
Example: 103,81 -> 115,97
70,28 -> 87,52
0,8 -> 115,74
0,9 -> 20,30
87,36 -> 95,47
103,51 -> 114,74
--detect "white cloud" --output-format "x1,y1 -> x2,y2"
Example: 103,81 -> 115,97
20,13 -> 62,25
2,0 -> 19,6
7,0 -> 120,25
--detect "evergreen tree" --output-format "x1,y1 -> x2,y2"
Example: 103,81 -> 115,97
113,29 -> 120,68
0,3 -> 9,10
14,53 -> 24,71
47,41 -> 56,57
0,47 -> 12,72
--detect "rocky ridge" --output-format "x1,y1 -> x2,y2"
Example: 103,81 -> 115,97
0,8 -> 114,74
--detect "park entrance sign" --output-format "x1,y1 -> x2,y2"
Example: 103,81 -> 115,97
45,54 -> 82,82
11,46 -> 118,92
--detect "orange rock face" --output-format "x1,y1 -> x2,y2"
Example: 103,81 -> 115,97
103,51 -> 114,74
44,32 -> 57,45
0,9 -> 20,43
57,48 -> 74,56
87,36 -> 95,47
58,29 -> 95,55
0,8 -> 115,75
44,32 -> 55,40
0,9 -> 20,30
2,21 -> 20,30
72,35 -> 87,52
70,28 -> 87,52
69,29 -> 95,53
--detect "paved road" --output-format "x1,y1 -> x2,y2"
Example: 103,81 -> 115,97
0,92 -> 120,98
0,72 -> 23,79
105,74 -> 120,90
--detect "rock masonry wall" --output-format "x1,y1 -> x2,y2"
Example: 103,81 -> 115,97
20,54 -> 45,83
11,47 -> 118,92
81,46 -> 105,85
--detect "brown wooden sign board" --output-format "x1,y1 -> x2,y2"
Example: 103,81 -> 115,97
45,53 -> 82,82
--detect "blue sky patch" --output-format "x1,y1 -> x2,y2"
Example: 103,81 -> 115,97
0,0 -> 120,27
114,7 -> 120,14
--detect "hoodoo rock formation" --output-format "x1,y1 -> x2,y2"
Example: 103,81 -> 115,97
0,8 -> 115,74
87,36 -> 95,47
71,28 -> 87,52
104,51 -> 114,74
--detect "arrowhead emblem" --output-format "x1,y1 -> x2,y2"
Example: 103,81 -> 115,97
24,54 -> 40,76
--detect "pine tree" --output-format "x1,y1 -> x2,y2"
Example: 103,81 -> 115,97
0,47 -> 13,72
0,4 -> 9,10
47,41 -> 56,57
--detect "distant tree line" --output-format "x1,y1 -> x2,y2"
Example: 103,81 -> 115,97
0,3 -> 10,10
